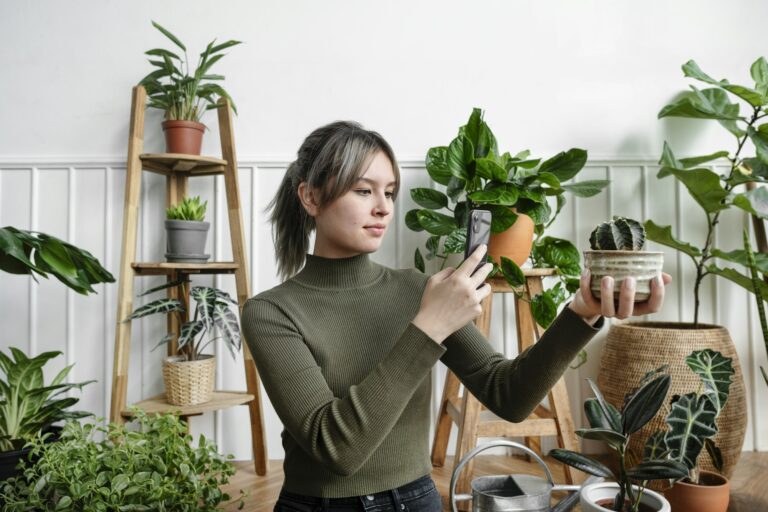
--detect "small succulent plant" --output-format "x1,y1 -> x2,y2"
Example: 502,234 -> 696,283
590,217 -> 646,251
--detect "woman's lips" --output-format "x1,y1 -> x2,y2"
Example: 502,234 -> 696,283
365,226 -> 385,236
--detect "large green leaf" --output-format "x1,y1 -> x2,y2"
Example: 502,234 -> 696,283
560,179 -> 609,198
531,291 -> 557,328
662,167 -> 729,213
644,220 -> 702,258
658,88 -> 741,121
685,349 -> 734,414
576,427 -> 628,451
665,392 -> 718,470
410,188 -> 449,210
682,60 -> 725,86
475,157 -> 509,181
151,21 -> 187,51
405,209 -> 425,232
751,57 -> 768,96
626,460 -> 690,481
749,126 -> 768,165
732,187 -> 768,219
622,374 -> 671,435
125,298 -> 184,321
191,286 -> 218,328
416,210 -> 458,236
213,302 -> 241,360
443,229 -> 466,255
499,256 -> 525,287
538,148 -> 588,182
468,184 -> 519,206
539,237 -> 580,272
485,205 -> 518,233
707,263 -> 768,298
425,146 -> 453,186
723,84 -> 766,107
446,134 -> 472,180
584,398 -> 621,431
679,151 -> 730,168
586,379 -> 622,433
549,449 -> 616,479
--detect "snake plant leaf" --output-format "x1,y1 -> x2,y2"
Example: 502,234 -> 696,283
623,374 -> 671,435
549,449 -> 616,479
685,349 -> 734,414
644,220 -> 702,258
124,298 -> 184,321
586,379 -> 623,433
644,431 -> 669,460
664,392 -> 718,470
626,460 -> 690,481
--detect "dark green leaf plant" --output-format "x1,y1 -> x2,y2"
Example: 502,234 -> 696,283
549,369 -> 689,512
407,108 -> 609,334
124,279 -> 242,362
0,408 -> 246,511
0,348 -> 93,452
139,21 -> 242,122
646,57 -> 768,326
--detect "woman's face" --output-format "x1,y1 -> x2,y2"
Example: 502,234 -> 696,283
300,151 -> 396,259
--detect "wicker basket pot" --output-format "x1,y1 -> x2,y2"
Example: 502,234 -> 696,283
162,354 -> 215,406
597,322 -> 747,479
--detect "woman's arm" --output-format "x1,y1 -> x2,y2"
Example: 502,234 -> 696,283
241,298 -> 446,477
440,303 -> 604,422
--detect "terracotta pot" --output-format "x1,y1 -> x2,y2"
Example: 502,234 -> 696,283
161,119 -> 205,155
486,211 -> 534,266
664,470 -> 730,512
583,250 -> 664,301
598,322 -> 747,480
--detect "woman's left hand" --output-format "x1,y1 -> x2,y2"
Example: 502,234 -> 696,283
568,270 -> 673,325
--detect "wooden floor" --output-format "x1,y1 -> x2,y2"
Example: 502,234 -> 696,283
221,452 -> 768,511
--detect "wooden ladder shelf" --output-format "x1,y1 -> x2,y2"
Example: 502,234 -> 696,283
431,269 -> 582,509
109,85 -> 268,476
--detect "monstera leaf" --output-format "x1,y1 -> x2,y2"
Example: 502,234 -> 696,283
664,392 -> 719,470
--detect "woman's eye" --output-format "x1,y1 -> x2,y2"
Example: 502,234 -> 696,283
355,189 -> 371,195
385,192 -> 394,198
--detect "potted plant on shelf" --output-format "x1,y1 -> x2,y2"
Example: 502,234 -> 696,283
165,195 -> 210,263
597,58 -> 768,479
407,107 -> 609,332
641,349 -> 734,512
0,348 -> 93,482
124,279 -> 241,406
550,370 -> 688,511
139,20 -> 241,155
0,409 -> 246,510
584,217 -> 664,302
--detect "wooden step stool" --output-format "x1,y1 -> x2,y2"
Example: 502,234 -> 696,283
431,269 -> 583,507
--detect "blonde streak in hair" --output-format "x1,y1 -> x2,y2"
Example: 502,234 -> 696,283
267,161 -> 310,280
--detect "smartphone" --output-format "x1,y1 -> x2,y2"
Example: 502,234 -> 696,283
464,209 -> 492,278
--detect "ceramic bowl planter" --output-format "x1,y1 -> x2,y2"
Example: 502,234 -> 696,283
663,470 -> 730,512
584,217 -> 663,301
581,482 -> 671,512
487,210 -> 535,266
165,196 -> 210,263
162,119 -> 205,155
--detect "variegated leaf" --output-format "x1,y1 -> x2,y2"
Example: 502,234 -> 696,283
191,286 -> 217,328
664,392 -> 718,470
213,302 -> 241,359
685,349 -> 734,414
124,298 -> 183,321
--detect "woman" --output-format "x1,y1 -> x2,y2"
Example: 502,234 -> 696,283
241,121 -> 670,512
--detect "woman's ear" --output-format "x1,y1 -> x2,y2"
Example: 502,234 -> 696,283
297,182 -> 320,217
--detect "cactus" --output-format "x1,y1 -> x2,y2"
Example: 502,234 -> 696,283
589,216 -> 645,251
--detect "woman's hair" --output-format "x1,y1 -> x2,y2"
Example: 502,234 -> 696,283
266,120 -> 401,280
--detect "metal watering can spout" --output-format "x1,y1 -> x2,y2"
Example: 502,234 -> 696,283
449,440 -> 588,512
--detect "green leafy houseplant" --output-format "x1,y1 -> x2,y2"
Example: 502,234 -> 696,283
407,108 -> 609,329
584,217 -> 664,302
0,348 -> 93,453
0,409 -> 246,511
646,57 -> 768,326
139,21 -> 241,122
0,226 -> 115,294
125,279 -> 241,362
743,230 -> 768,386
550,370 -> 688,512
166,195 -> 208,221
645,349 -> 734,485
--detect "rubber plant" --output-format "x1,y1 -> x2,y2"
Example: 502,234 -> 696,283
550,368 -> 689,511
407,108 -> 609,331
645,57 -> 768,326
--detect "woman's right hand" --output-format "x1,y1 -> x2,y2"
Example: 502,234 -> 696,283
412,244 -> 493,344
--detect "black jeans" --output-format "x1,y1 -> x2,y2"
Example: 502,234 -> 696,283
273,474 -> 443,512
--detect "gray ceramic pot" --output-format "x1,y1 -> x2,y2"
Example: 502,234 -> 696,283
165,219 -> 210,263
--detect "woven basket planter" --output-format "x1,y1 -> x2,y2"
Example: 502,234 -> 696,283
597,322 -> 747,480
162,355 -> 215,406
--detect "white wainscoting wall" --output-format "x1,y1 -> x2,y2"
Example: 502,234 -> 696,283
0,156 -> 766,463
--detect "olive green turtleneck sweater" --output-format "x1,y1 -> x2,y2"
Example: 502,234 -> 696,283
241,253 -> 603,497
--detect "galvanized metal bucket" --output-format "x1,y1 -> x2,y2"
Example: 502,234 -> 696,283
449,440 -> 583,512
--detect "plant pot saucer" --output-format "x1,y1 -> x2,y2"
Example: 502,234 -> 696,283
165,252 -> 210,263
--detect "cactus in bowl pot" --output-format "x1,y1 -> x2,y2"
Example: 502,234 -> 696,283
584,217 -> 664,302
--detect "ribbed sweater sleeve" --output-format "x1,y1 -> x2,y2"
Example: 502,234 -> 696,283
441,303 -> 604,422
241,298 -> 447,477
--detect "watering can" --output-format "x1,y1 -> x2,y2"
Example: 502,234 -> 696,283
449,440 -> 601,512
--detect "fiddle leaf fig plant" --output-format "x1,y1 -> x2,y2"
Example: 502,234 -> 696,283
646,57 -> 768,326
139,20 -> 242,121
0,348 -> 93,452
550,371 -> 689,512
408,108 -> 609,331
